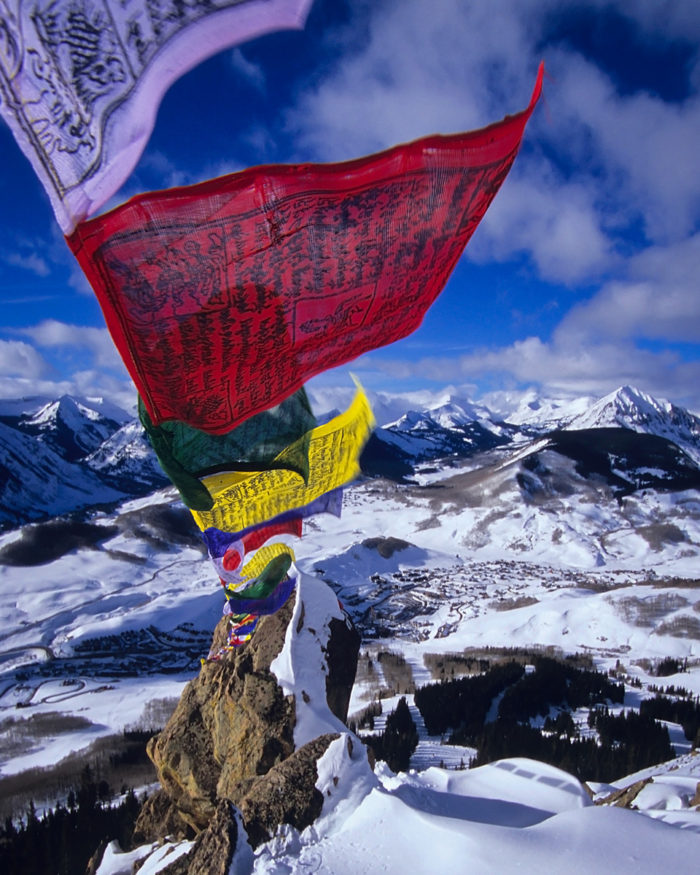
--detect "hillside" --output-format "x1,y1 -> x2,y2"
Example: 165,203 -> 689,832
0,384 -> 699,870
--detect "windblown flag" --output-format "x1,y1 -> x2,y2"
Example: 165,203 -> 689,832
68,64 -> 543,434
139,387 -> 316,510
0,0 -> 313,232
223,573 -> 296,617
191,387 -> 374,532
206,516 -> 303,585
201,485 -> 343,565
233,542 -> 295,587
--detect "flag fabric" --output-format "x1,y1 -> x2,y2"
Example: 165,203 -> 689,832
200,485 -> 343,567
222,573 -> 296,617
224,552 -> 292,605
205,517 -> 302,584
230,541 -> 295,588
191,387 -> 374,532
67,63 -> 544,434
139,387 -> 316,510
0,0 -> 313,232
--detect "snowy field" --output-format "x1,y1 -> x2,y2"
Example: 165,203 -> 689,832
1,469 -> 700,871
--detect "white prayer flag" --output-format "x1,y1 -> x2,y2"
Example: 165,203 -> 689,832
0,0 -> 313,232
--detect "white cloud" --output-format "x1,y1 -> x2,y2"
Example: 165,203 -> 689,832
558,233 -> 700,343
287,0 -> 537,162
0,339 -> 48,378
471,167 -> 615,283
230,48 -> 266,92
544,50 -> 700,243
3,250 -> 51,277
19,320 -> 127,371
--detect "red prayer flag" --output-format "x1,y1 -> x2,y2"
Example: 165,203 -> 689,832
68,64 -> 543,434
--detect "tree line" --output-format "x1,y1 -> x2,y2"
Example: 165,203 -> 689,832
0,765 -> 143,875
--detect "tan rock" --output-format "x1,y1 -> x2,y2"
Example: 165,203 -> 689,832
139,581 -> 361,844
594,777 -> 653,808
146,597 -> 297,832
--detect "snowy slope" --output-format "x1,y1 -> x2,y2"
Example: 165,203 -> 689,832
0,419 -> 126,528
0,396 -> 166,528
566,385 -> 700,465
2,385 -> 700,872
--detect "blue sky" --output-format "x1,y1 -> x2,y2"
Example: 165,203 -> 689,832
1,0 -> 699,414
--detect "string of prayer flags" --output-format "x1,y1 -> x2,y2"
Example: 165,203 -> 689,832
229,542 -> 295,589
190,387 -> 375,533
138,387 -> 316,511
206,517 -> 303,585
67,63 -> 544,434
204,486 -> 345,547
0,0 -> 313,232
222,574 -> 296,618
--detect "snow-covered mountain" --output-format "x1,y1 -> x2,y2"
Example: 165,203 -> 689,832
0,419 -> 126,529
565,385 -> 700,465
365,397 -> 514,478
0,395 -> 128,462
2,384 -> 700,530
484,386 -> 597,432
0,395 -> 166,529
2,386 -> 700,871
366,386 -> 700,495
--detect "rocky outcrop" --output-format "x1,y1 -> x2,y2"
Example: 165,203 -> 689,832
132,576 -> 362,860
145,597 -> 298,833
594,777 -> 653,808
237,733 -> 339,847
153,800 -> 239,875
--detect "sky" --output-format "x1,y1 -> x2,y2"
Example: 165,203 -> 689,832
1,0 -> 700,415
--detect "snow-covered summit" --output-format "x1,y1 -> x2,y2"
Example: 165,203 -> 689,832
485,386 -> 595,432
565,385 -> 700,465
6,394 -> 129,463
0,395 -> 164,529
385,395 -> 498,431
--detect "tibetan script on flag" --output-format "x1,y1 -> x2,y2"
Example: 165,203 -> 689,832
0,0 -> 313,232
69,63 -> 543,433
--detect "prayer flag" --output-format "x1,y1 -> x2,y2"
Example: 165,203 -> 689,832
205,517 -> 302,584
201,486 -> 343,574
222,574 -> 295,617
191,387 -> 374,532
139,387 -> 316,510
68,64 -> 544,434
0,0 -> 313,232
222,541 -> 295,587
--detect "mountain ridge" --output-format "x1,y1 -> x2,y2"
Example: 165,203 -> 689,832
2,385 -> 700,529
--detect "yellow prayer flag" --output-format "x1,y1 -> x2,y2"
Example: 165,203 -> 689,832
235,543 -> 296,586
192,389 -> 374,533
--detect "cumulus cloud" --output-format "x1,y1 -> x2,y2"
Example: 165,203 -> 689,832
0,339 -> 48,378
19,320 -> 126,371
471,167 -> 615,283
3,250 -> 51,277
543,50 -> 700,243
558,233 -> 700,343
287,0 -> 537,162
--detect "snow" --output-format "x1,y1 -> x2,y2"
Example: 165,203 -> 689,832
250,754 -> 700,874
270,572 -> 351,748
3,384 -> 700,870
